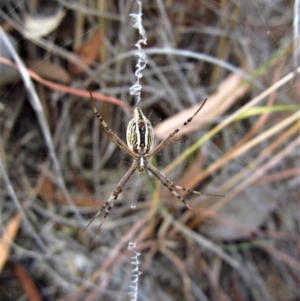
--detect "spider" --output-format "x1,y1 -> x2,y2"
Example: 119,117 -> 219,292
83,92 -> 218,235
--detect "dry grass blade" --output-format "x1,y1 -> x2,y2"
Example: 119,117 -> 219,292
0,56 -> 131,109
0,213 -> 21,272
159,205 -> 241,271
11,262 -> 42,301
210,137 -> 300,212
0,26 -> 85,228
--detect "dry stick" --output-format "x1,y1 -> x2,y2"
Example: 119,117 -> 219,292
257,168 -> 300,184
156,0 -> 196,105
56,0 -> 121,19
294,0 -> 300,75
0,213 -> 21,272
0,56 -> 131,110
0,27 -> 88,233
255,122 -> 299,161
160,245 -> 192,301
191,112 -> 300,212
193,117 -> 300,217
159,204 -> 241,270
229,57 -> 286,153
221,111 -> 300,162
193,122 -> 300,229
107,48 -> 258,86
258,244 -> 300,271
73,215 -> 149,297
197,121 -> 300,210
0,9 -> 98,80
0,158 -> 49,253
185,108 -> 300,197
210,137 -> 300,212
163,65 -> 300,178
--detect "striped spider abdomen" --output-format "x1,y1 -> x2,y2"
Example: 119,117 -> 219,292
126,107 -> 154,156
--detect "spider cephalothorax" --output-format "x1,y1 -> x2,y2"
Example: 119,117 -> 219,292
82,94 -> 220,236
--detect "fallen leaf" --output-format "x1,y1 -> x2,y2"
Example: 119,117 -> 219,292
154,73 -> 251,139
38,175 -> 55,203
25,59 -> 71,84
69,30 -> 101,76
37,173 -> 100,207
0,213 -> 21,272
200,184 -> 277,240
24,10 -> 65,38
72,173 -> 91,194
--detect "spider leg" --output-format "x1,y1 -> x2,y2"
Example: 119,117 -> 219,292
173,184 -> 224,197
147,98 -> 207,157
164,136 -> 188,148
80,161 -> 137,245
89,91 -> 136,157
146,163 -> 193,211
87,192 -> 119,247
146,162 -> 222,210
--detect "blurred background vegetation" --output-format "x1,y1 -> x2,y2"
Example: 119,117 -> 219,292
0,0 -> 299,300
